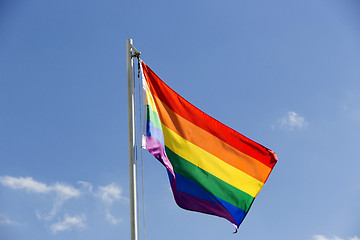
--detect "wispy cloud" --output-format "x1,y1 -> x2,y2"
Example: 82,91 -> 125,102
313,235 -> 360,240
279,111 -> 308,130
0,176 -> 80,220
0,214 -> 19,226
77,181 -> 93,193
96,183 -> 126,224
53,183 -> 80,199
0,176 -> 80,199
105,210 -> 122,225
50,214 -> 86,234
341,90 -> 360,123
0,176 -> 50,193
97,183 -> 127,205
0,176 -> 126,230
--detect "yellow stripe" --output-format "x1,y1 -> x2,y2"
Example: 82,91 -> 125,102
162,124 -> 264,197
143,81 -> 158,114
151,93 -> 272,183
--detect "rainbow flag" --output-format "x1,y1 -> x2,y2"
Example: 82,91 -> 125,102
141,61 -> 277,231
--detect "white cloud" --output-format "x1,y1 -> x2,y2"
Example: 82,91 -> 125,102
38,198 -> 67,221
0,176 -> 80,220
349,237 -> 360,240
97,183 -> 127,205
105,210 -> 122,225
0,176 -> 50,193
77,181 -> 93,193
50,214 -> 86,234
313,235 -> 360,240
44,184 -> 80,220
341,90 -> 360,122
0,176 -> 126,228
53,183 -> 80,199
0,176 -> 80,199
96,183 -> 126,225
0,214 -> 18,226
280,111 -> 308,130
313,235 -> 329,240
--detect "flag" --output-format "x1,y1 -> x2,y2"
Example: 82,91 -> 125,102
141,61 -> 277,231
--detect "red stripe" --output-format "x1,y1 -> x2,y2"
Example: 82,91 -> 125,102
142,62 -> 277,169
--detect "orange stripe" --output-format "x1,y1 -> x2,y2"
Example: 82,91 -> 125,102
152,94 -> 272,183
142,62 -> 277,169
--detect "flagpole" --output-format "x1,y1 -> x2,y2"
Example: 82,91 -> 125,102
127,38 -> 138,240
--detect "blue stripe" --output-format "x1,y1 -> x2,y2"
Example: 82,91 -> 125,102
146,120 -> 164,146
167,170 -> 247,226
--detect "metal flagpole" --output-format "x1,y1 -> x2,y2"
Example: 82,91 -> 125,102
127,38 -> 140,240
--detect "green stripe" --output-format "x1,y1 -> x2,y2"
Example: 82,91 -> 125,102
147,105 -> 162,130
165,146 -> 254,212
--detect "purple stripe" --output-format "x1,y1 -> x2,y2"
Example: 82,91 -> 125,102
146,135 -> 239,229
168,173 -> 236,226
172,171 -> 246,227
144,135 -> 174,175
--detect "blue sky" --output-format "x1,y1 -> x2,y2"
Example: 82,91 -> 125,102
1,0 -> 360,239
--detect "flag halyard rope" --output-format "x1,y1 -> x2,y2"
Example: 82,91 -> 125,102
132,52 -> 146,240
